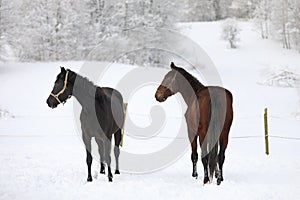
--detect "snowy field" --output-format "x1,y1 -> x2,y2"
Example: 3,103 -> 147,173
1,21 -> 300,199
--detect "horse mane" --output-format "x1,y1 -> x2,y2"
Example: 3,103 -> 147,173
171,63 -> 206,93
67,69 -> 101,97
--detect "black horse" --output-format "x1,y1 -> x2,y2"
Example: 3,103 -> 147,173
46,67 -> 124,182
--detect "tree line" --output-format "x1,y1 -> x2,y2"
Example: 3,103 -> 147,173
0,0 -> 299,62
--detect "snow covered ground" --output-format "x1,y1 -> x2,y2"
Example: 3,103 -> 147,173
1,21 -> 300,199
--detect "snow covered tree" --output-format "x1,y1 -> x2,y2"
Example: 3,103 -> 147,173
252,0 -> 300,52
213,0 -> 222,20
186,0 -> 215,21
214,0 -> 233,20
266,0 -> 300,52
253,0 -> 272,39
83,0 -> 175,66
221,18 -> 241,48
229,0 -> 254,18
271,0 -> 292,49
289,0 -> 300,52
6,0 -> 293,61
0,0 -> 20,61
184,0 -> 232,21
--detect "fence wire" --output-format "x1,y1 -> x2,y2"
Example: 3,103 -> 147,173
0,114 -> 299,141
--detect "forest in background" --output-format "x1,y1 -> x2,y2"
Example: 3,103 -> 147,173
0,0 -> 299,63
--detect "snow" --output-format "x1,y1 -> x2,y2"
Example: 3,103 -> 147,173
1,21 -> 300,199
258,69 -> 300,88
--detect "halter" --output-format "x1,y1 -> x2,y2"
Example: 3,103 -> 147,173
50,70 -> 70,104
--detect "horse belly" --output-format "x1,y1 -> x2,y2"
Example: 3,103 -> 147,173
80,111 -> 105,138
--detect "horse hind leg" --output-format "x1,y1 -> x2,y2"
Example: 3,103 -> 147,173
114,129 -> 122,174
217,138 -> 228,185
217,150 -> 225,185
201,153 -> 210,185
208,143 -> 218,182
199,127 -> 210,184
104,136 -> 113,182
100,163 -> 105,174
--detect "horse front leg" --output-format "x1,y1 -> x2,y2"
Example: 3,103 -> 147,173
83,134 -> 93,182
189,134 -> 198,178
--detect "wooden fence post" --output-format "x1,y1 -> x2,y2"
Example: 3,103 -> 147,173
264,108 -> 269,155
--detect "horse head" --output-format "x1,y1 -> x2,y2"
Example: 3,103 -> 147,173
46,67 -> 73,108
155,62 -> 181,102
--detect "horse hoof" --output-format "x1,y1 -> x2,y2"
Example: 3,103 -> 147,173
87,176 -> 93,182
108,177 -> 113,182
218,177 -> 223,182
100,163 -> 105,174
115,170 -> 120,174
203,177 -> 210,185
192,172 -> 198,178
217,177 -> 223,185
217,179 -> 222,185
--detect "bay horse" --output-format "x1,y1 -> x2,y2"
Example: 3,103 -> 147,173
46,67 -> 124,182
155,62 -> 233,185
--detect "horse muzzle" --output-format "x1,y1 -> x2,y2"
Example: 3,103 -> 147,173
155,94 -> 166,102
46,96 -> 58,109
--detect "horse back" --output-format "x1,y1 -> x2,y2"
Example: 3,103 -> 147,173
185,86 -> 233,135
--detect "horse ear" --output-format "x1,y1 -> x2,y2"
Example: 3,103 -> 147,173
60,66 -> 66,73
170,62 -> 176,69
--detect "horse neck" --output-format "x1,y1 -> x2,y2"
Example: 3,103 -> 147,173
176,72 -> 205,105
72,73 -> 98,110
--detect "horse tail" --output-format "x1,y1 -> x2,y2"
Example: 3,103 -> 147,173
208,142 -> 218,181
112,102 -> 127,174
114,129 -> 122,147
118,103 -> 127,147
207,88 -> 226,180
